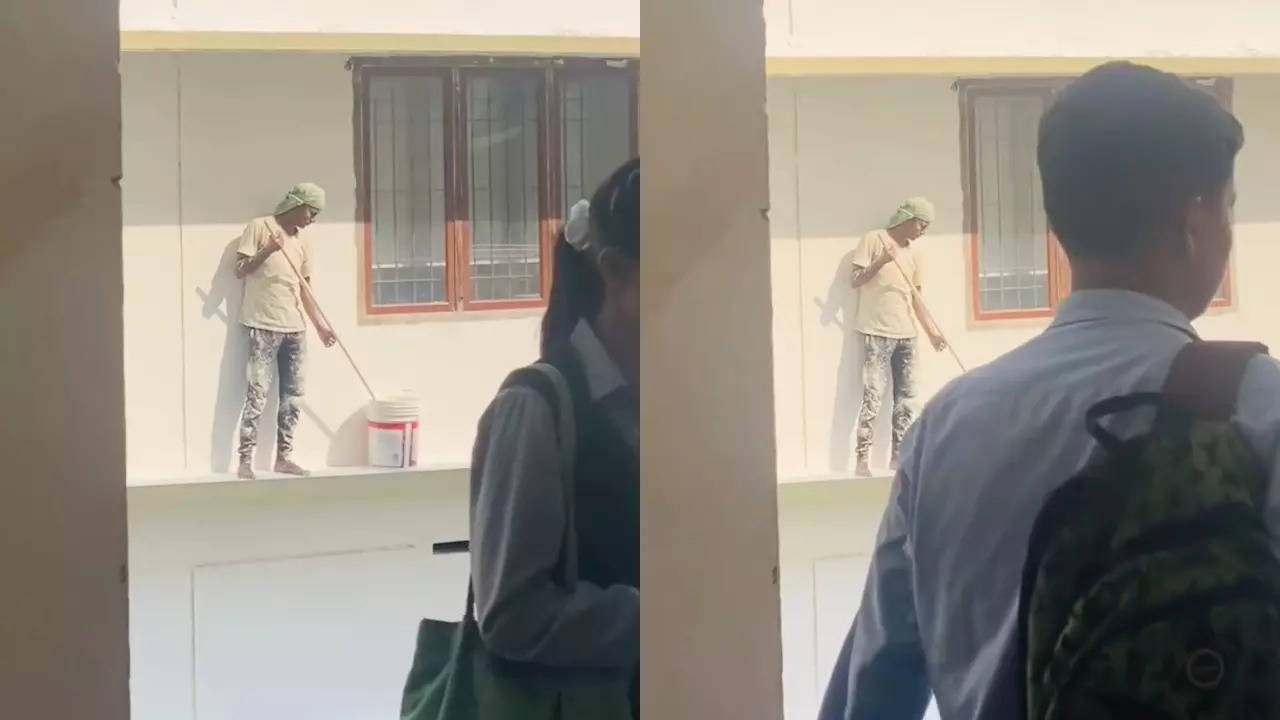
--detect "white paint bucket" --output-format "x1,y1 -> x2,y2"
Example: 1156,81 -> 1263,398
367,391 -> 419,468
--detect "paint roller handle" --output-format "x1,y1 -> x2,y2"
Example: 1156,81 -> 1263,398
302,281 -> 378,402
272,233 -> 379,401
882,245 -> 968,373
911,288 -> 966,372
329,334 -> 378,402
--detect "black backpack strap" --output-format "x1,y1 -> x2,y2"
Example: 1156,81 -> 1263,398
502,365 -> 567,435
1085,341 -> 1268,452
1161,341 -> 1268,421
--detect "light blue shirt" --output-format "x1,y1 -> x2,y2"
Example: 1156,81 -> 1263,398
824,289 -> 1280,720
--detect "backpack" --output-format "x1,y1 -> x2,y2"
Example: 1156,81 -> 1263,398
1019,341 -> 1280,720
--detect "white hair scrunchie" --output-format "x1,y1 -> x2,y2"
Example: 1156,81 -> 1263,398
565,199 -> 592,252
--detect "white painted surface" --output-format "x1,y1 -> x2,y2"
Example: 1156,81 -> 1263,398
784,0 -> 1280,59
779,481 -> 949,720
120,0 -> 1280,60
127,471 -> 472,720
119,0 -> 639,37
127,471 -> 893,720
122,52 -> 186,474
193,547 -> 429,719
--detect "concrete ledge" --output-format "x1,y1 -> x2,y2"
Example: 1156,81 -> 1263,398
129,461 -> 889,490
126,460 -> 468,489
777,470 -> 893,486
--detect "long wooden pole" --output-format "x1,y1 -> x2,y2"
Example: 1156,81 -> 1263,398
273,234 -> 379,401
884,246 -> 968,373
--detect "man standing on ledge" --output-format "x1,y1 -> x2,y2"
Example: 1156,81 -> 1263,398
234,183 -> 336,480
849,198 -> 947,477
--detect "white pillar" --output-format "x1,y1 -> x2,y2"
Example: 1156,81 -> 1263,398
0,1 -> 130,717
640,0 -> 785,716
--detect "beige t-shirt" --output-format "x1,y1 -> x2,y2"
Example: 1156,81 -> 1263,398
850,229 -> 922,339
237,216 -> 313,333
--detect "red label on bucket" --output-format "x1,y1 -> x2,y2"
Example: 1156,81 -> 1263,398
367,420 -> 419,468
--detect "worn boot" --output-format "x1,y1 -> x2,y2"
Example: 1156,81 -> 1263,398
855,456 -> 872,477
237,459 -> 256,481
274,457 -> 311,477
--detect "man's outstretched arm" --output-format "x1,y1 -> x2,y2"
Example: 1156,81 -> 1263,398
299,278 -> 336,347
911,292 -> 947,352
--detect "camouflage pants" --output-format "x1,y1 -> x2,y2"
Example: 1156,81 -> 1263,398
855,333 -> 918,461
238,327 -> 306,462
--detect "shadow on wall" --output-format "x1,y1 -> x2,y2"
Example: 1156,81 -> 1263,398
815,249 -> 894,472
197,237 -> 350,472
327,408 -> 368,468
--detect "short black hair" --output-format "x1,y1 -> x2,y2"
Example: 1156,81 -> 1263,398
1038,62 -> 1243,260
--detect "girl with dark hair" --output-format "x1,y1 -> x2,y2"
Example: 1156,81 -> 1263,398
468,158 -> 641,714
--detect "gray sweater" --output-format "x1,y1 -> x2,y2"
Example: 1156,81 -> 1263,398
469,321 -> 639,668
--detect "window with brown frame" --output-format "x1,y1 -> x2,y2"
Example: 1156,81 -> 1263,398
353,57 -> 638,314
959,77 -> 1233,321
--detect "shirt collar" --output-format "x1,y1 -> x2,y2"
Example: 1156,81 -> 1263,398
267,215 -> 287,237
1049,289 -> 1198,338
266,214 -> 303,241
569,319 -> 629,402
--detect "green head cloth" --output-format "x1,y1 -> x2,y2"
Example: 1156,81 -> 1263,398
887,197 -> 936,229
274,182 -> 327,216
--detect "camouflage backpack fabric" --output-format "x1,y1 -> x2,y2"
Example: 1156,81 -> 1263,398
1019,341 -> 1280,720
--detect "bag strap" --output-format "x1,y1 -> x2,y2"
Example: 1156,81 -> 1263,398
1085,340 -> 1267,452
1161,341 -> 1267,421
527,362 -> 580,585
465,362 -> 579,620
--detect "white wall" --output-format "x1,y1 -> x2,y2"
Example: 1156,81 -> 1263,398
121,0 -> 1280,60
127,472 -> 891,720
777,480 -> 888,719
1198,76 -> 1280,343
781,0 -> 1280,59
122,52 -> 546,478
127,473 -> 470,720
120,0 -> 638,38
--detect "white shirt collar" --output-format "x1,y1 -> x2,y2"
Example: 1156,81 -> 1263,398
1050,289 -> 1197,338
569,319 -> 629,402
266,214 -> 287,237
